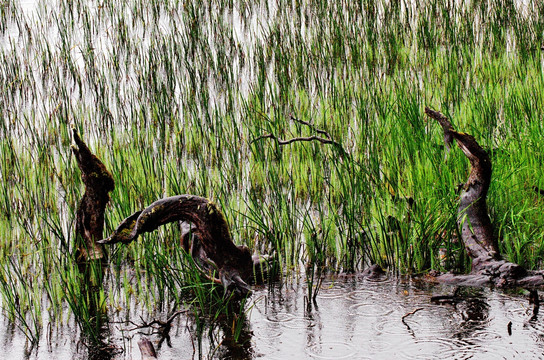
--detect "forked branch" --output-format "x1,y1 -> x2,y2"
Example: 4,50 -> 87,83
252,115 -> 343,148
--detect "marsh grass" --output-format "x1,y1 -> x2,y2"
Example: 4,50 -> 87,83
1,0 -> 544,356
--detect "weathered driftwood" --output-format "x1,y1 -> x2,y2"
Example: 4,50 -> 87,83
72,129 -> 117,359
72,127 -> 115,263
425,107 -> 544,287
99,195 -> 267,296
138,337 -> 158,360
252,115 -> 342,147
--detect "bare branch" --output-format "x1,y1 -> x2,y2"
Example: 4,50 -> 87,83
251,114 -> 344,150
290,115 -> 332,139
252,133 -> 340,146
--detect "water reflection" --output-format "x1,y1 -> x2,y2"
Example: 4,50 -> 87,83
198,304 -> 255,360
453,296 -> 490,338
3,276 -> 544,359
246,278 -> 544,360
76,261 -> 117,360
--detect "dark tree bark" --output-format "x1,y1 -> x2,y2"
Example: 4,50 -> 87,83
99,195 -> 265,296
425,108 -> 544,287
71,129 -> 269,296
71,128 -> 116,359
72,127 -> 115,263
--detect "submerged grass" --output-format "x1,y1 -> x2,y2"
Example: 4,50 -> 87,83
0,0 -> 544,356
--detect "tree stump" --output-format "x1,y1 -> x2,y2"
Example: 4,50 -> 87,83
425,107 -> 544,287
72,127 -> 114,263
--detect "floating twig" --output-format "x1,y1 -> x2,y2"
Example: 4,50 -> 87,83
401,307 -> 424,331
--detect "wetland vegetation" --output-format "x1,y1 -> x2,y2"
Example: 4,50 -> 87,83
1,0 -> 544,358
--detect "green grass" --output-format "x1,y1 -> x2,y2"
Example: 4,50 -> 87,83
1,0 -> 544,355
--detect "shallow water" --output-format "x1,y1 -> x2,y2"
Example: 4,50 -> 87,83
2,274 -> 543,359
246,277 -> 544,360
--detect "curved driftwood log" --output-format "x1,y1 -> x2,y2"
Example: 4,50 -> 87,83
425,108 -> 544,287
72,128 -> 115,263
99,195 -> 265,296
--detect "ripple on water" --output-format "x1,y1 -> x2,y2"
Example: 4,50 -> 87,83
453,343 -> 532,360
345,289 -> 380,301
372,314 -> 424,335
264,312 -> 316,330
371,304 -> 459,337
348,302 -> 395,317
396,336 -> 531,360
458,328 -> 503,342
396,338 -> 474,359
306,341 -> 360,359
252,278 -> 544,360
316,287 -> 353,300
251,323 -> 283,341
524,320 -> 544,338
363,275 -> 393,284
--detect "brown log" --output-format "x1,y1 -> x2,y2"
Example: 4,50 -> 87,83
424,108 -> 544,287
99,195 -> 258,296
138,337 -> 158,360
72,127 -> 114,263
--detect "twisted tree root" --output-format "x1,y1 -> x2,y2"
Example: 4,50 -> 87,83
99,195 -> 270,296
425,107 -> 544,287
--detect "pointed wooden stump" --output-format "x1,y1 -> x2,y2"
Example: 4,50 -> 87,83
72,127 -> 114,263
425,108 -> 544,287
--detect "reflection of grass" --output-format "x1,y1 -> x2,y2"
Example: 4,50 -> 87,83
1,0 -> 544,354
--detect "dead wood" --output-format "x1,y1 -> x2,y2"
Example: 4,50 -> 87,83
424,107 -> 544,287
99,195 -> 265,296
72,127 -> 114,263
252,115 -> 344,149
127,310 -> 188,349
71,128 -> 116,358
138,337 -> 158,360
401,307 -> 424,331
